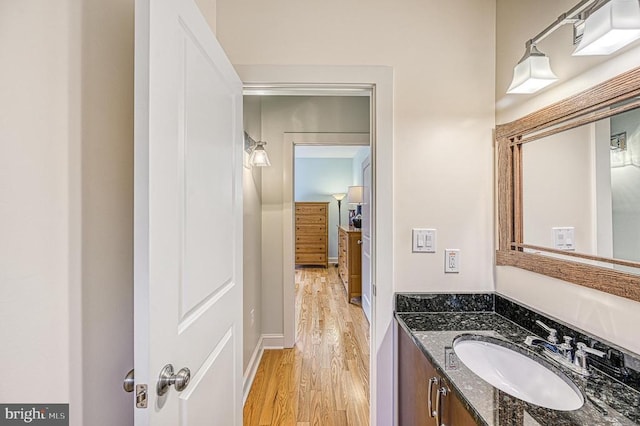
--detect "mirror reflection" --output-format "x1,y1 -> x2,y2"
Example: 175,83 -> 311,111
522,105 -> 640,270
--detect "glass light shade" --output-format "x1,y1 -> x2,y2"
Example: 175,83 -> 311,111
573,0 -> 640,56
347,185 -> 363,204
507,49 -> 558,94
249,145 -> 271,167
332,193 -> 347,201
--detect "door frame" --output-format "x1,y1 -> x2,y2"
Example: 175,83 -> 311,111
237,65 -> 394,426
285,131 -> 370,345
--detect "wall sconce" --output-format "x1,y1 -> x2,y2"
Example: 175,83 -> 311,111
244,131 -> 271,167
507,0 -> 640,95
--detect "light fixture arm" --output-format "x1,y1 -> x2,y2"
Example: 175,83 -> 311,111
524,0 -> 603,49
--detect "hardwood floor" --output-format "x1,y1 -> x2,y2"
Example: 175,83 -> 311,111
243,266 -> 370,426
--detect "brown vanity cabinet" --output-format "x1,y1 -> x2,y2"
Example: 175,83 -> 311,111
398,323 -> 478,426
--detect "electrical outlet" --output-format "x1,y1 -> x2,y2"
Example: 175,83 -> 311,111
250,309 -> 255,326
445,249 -> 460,273
412,228 -> 436,253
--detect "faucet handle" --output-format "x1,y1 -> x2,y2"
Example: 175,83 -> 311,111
536,320 -> 558,343
576,342 -> 606,358
574,342 -> 606,375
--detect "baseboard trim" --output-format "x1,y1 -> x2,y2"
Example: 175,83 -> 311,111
261,333 -> 285,349
243,337 -> 264,404
328,256 -> 338,265
243,333 -> 285,404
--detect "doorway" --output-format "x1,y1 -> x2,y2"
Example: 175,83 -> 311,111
240,64 -> 394,426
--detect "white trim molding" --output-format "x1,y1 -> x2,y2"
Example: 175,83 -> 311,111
261,333 -> 285,349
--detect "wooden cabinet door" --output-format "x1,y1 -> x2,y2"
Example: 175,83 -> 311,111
398,324 -> 437,426
398,323 -> 479,426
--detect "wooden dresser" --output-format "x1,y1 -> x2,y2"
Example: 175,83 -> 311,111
338,226 -> 362,303
294,202 -> 329,267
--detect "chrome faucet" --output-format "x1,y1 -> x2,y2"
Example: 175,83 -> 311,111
524,320 -> 607,376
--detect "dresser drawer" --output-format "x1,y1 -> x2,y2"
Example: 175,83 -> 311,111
295,224 -> 326,235
295,204 -> 327,215
295,214 -> 326,225
296,243 -> 327,253
296,235 -> 325,244
295,253 -> 327,264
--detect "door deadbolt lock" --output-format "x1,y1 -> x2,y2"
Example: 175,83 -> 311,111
157,364 -> 191,396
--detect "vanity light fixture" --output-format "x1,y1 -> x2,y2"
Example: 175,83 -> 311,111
573,0 -> 640,56
507,42 -> 558,94
507,0 -> 640,95
244,131 -> 271,167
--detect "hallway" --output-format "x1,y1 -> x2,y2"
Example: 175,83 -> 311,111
243,266 -> 370,425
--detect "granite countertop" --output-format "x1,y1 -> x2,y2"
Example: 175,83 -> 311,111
395,294 -> 640,426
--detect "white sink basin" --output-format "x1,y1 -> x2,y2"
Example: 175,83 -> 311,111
453,335 -> 584,411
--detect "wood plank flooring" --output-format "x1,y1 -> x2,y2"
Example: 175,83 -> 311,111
243,266 -> 370,426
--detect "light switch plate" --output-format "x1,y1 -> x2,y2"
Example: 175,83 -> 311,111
412,228 -> 436,253
552,227 -> 575,251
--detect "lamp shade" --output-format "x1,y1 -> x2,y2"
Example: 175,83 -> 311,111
332,193 -> 347,201
573,0 -> 640,56
507,44 -> 558,94
249,142 -> 271,167
347,186 -> 363,204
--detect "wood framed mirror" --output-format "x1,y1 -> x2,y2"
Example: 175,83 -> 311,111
496,66 -> 640,303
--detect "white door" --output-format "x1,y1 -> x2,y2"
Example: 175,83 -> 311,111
361,156 -> 372,323
134,0 -> 243,424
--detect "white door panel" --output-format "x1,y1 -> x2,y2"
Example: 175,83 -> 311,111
135,0 -> 243,424
362,156 -> 372,323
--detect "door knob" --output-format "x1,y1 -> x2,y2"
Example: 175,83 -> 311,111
157,364 -> 191,396
123,369 -> 135,393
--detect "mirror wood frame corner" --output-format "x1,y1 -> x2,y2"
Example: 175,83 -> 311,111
496,66 -> 640,303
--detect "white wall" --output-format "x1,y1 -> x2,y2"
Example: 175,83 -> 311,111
243,97 -> 263,372
258,96 -> 370,334
496,0 -> 640,354
217,0 -> 496,300
80,0 -> 135,424
0,0 -> 77,406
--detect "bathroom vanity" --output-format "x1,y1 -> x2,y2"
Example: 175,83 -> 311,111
395,293 -> 640,425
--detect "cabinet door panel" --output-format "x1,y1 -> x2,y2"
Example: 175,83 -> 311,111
398,324 -> 436,426
398,323 -> 479,426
